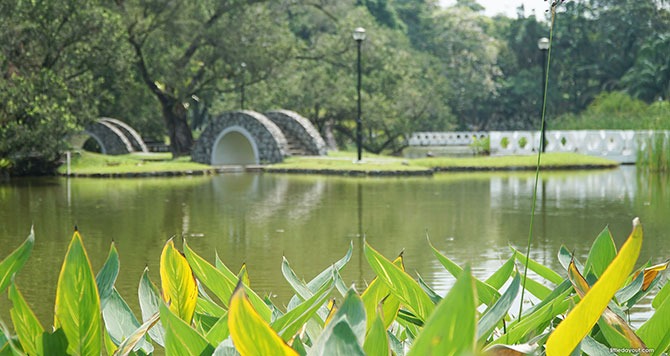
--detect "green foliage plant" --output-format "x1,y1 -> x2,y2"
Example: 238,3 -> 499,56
0,221 -> 668,355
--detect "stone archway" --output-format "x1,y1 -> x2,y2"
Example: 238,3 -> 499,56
82,119 -> 148,155
192,111 -> 288,165
264,110 -> 327,156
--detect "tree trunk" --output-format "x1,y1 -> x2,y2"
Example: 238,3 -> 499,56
160,97 -> 194,158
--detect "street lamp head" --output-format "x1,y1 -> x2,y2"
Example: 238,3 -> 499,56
353,27 -> 366,42
538,37 -> 550,51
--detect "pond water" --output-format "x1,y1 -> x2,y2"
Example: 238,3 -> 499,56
1,166 -> 668,327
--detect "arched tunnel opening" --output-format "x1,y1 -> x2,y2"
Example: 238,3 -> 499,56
212,130 -> 259,165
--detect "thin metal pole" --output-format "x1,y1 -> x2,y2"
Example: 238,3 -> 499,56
240,82 -> 245,110
540,48 -> 548,153
356,39 -> 363,161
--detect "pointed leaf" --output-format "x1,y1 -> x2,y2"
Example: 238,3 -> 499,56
184,240 -> 271,321
138,267 -> 165,346
228,281 -> 297,356
477,273 -> 521,342
113,312 -> 160,356
585,227 -> 617,279
638,278 -> 670,351
9,283 -> 44,355
511,247 -> 564,284
547,218 -> 644,355
429,238 -> 500,305
363,305 -> 390,356
633,261 -> 669,291
160,303 -> 214,355
102,288 -> 153,354
408,267 -> 476,356
485,256 -> 515,289
0,228 -> 34,293
96,242 -> 119,309
362,255 -> 403,332
364,241 -> 434,322
54,230 -> 102,356
271,282 -> 333,342
160,239 -> 197,324
204,313 -> 230,346
653,280 -> 670,309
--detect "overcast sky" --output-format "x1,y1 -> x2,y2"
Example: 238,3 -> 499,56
439,0 -> 552,18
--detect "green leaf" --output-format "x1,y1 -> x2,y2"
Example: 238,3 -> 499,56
228,281 -> 297,356
0,228 -> 34,293
362,255 -> 403,332
286,242 -> 353,310
54,230 -> 102,356
511,247 -> 564,285
160,238 -> 197,324
204,313 -> 230,346
363,305 -> 390,356
584,227 -> 617,279
102,288 -> 153,354
494,288 -> 572,346
515,270 -> 552,300
485,255 -> 515,289
408,267 -> 476,356
653,280 -> 670,309
113,312 -> 160,356
271,282 -> 333,342
96,242 -> 120,309
160,303 -> 214,355
310,289 -> 367,356
184,240 -> 271,321
365,241 -> 434,322
546,218 -> 644,355
477,273 -> 521,342
638,278 -> 670,351
138,267 -> 164,346
310,319 -> 366,356
429,239 -> 500,305
8,283 -> 44,355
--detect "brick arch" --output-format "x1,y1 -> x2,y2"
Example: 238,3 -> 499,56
83,119 -> 148,155
192,110 -> 288,165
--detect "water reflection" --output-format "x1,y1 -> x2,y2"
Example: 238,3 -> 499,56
0,167 -> 668,327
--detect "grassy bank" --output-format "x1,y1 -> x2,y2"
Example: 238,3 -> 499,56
58,151 -> 213,175
59,150 -> 618,177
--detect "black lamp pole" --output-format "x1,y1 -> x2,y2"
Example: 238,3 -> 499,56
240,62 -> 246,110
538,38 -> 549,153
353,27 -> 366,161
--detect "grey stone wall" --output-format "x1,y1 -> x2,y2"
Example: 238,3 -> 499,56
192,111 -> 288,164
265,110 -> 327,156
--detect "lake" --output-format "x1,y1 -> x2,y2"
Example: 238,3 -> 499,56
0,166 -> 668,327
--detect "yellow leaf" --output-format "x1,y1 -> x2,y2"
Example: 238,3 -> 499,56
160,239 -> 197,324
633,261 -> 669,291
228,282 -> 298,356
546,218 -> 644,355
567,258 -> 647,350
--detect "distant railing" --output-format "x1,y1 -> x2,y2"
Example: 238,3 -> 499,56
408,130 -> 670,163
408,132 -> 488,146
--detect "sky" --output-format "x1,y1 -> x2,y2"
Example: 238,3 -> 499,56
439,0 -> 552,18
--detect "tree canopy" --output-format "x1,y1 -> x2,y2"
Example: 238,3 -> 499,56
2,0 -> 670,174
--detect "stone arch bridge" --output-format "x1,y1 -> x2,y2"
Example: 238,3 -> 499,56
74,118 -> 149,155
77,110 -> 326,165
192,110 -> 327,165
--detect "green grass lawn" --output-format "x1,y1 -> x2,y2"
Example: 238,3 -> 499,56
60,150 -> 618,176
58,151 -> 212,175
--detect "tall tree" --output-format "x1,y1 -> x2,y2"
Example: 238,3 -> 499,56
114,0 -> 294,157
0,0 -> 125,175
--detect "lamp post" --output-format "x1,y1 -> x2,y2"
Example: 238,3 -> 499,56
538,37 -> 549,153
353,27 -> 366,161
240,62 -> 246,110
